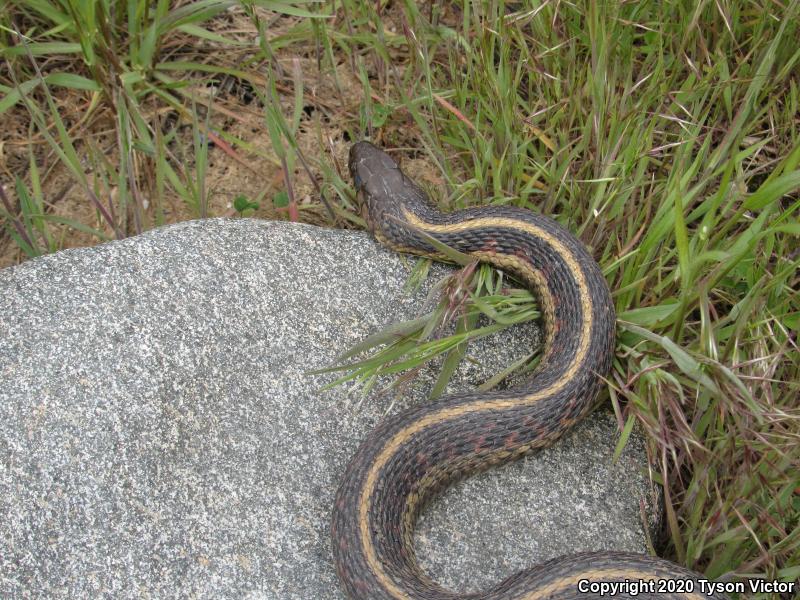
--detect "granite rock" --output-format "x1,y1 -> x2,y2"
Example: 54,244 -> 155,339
0,219 -> 660,599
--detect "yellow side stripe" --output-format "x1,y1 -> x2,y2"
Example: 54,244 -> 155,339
521,568 -> 709,600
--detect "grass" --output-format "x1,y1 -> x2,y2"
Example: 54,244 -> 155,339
2,0 -> 799,597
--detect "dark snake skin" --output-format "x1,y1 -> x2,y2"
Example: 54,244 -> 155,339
330,141 -> 728,600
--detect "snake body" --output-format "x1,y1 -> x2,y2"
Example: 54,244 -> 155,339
332,141 -> 727,600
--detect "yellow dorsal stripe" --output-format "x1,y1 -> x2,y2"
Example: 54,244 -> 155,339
357,210 -> 596,599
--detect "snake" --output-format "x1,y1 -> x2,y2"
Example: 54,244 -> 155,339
331,141 -> 728,600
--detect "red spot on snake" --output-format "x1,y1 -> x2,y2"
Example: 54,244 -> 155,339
504,431 -> 519,449
481,238 -> 498,253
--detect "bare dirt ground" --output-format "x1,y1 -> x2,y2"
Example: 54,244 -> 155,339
0,6 -> 449,268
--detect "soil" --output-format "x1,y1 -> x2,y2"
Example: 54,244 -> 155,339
0,6 -> 448,269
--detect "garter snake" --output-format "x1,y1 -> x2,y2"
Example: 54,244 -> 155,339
331,141 -> 727,600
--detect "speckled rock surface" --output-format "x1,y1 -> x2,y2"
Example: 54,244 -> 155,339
0,219 -> 660,599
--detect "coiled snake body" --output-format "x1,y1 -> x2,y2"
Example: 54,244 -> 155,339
332,141 -> 726,600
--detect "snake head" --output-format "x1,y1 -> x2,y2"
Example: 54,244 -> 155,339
349,141 -> 430,236
349,141 -> 399,230
349,141 -> 399,193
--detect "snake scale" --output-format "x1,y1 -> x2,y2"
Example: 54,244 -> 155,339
331,141 -> 727,600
